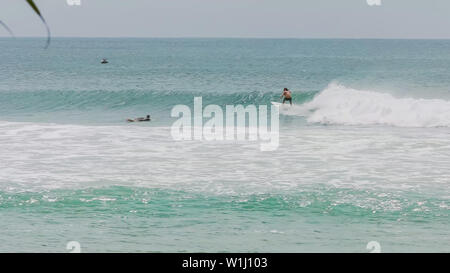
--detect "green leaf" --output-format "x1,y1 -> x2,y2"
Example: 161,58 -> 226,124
0,20 -> 15,37
26,0 -> 42,16
25,0 -> 51,48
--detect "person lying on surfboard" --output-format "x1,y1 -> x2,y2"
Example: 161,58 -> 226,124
280,88 -> 292,105
127,115 -> 151,122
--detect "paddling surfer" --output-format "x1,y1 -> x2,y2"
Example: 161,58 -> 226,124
127,115 -> 151,122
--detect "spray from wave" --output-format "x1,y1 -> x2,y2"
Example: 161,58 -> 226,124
288,83 -> 450,128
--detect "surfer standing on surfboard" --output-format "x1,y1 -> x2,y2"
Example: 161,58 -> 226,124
280,88 -> 292,105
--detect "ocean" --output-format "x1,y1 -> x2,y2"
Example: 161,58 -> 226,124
0,38 -> 449,252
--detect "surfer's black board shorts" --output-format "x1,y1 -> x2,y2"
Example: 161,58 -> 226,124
283,98 -> 292,104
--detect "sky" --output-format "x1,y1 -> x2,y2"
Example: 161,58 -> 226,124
1,0 -> 450,38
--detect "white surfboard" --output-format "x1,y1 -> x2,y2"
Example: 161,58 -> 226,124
271,101 -> 291,108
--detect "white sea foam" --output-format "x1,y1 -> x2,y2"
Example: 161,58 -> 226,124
1,120 -> 450,195
292,83 -> 450,127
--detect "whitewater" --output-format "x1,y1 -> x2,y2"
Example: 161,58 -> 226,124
284,83 -> 450,127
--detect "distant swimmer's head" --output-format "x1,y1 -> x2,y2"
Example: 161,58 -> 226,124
147,115 -> 150,119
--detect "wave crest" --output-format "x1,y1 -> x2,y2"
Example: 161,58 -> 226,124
298,84 -> 450,127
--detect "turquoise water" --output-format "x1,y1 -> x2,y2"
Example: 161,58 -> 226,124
0,38 -> 449,252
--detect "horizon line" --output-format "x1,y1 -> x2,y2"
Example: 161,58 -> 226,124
1,36 -> 450,40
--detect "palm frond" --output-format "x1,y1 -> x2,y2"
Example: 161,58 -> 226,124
0,20 -> 15,37
26,0 -> 50,48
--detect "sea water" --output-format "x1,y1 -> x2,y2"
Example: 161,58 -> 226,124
0,38 -> 449,252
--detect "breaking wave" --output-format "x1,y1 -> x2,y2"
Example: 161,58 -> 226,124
292,84 -> 450,127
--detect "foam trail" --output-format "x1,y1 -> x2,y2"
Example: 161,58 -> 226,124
297,84 -> 450,127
